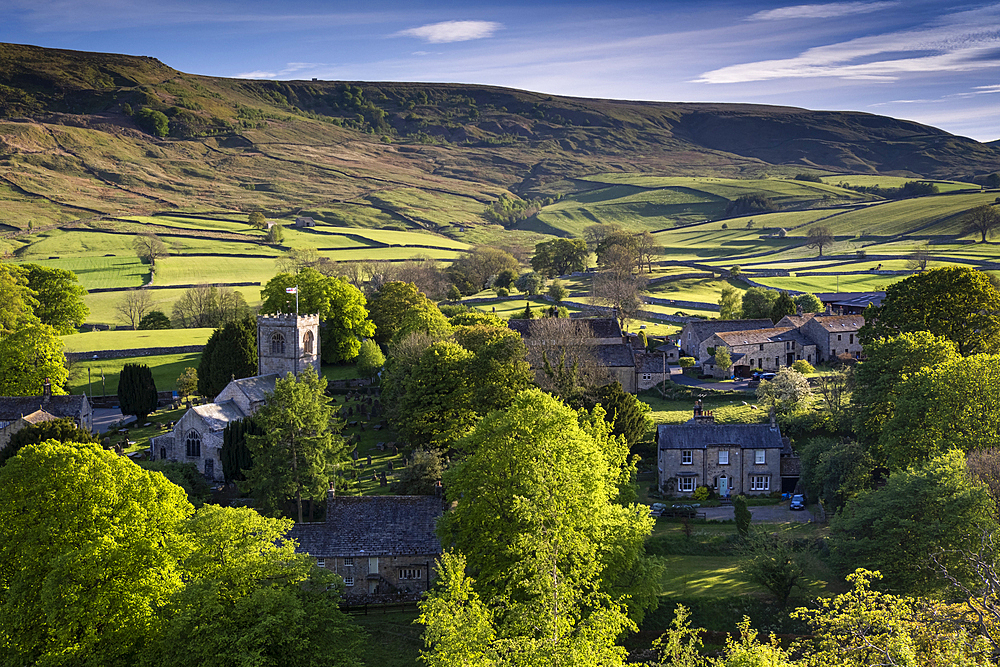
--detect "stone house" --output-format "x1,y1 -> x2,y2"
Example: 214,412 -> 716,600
151,314 -> 320,481
635,351 -> 673,391
294,216 -> 317,228
657,409 -> 785,497
702,327 -> 818,377
0,382 -> 93,446
288,490 -> 445,598
679,319 -> 774,358
795,314 -> 864,362
0,408 -> 60,452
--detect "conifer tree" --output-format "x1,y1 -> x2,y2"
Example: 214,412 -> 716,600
118,363 -> 158,424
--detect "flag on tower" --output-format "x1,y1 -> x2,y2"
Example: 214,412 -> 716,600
285,287 -> 298,294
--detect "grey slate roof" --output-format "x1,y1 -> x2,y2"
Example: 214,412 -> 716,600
191,400 -> 246,432
684,319 -> 775,343
288,495 -> 445,557
508,317 -> 622,340
0,395 -> 88,422
593,344 -> 635,368
231,374 -> 278,403
716,327 -> 794,346
808,315 -> 863,331
636,352 -> 671,373
658,423 -> 784,450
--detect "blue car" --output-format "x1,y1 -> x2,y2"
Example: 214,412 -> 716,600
790,494 -> 806,510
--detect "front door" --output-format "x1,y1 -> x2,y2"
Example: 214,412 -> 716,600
786,352 -> 795,367
719,476 -> 729,497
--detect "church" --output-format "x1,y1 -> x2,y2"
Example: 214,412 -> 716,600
151,314 -> 320,482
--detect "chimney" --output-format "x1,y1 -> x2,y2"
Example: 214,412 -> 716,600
694,399 -> 703,417
42,378 -> 51,402
796,304 -> 803,316
825,303 -> 832,315
326,481 -> 335,522
769,408 -> 777,429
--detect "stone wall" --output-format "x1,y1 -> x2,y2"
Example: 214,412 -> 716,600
66,344 -> 204,362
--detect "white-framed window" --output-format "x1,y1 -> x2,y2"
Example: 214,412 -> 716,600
343,557 -> 354,567
678,477 -> 695,492
344,577 -> 354,587
750,476 -> 770,491
682,450 -> 693,465
643,373 -> 652,381
755,449 -> 766,464
317,558 -> 326,568
399,568 -> 422,580
719,450 -> 729,465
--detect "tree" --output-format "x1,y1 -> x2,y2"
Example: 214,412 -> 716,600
493,268 -> 516,291
135,107 -> 169,137
583,222 -> 622,251
907,246 -> 931,271
591,381 -> 653,447
714,345 -> 732,373
829,450 -> 998,594
799,437 -> 873,513
596,232 -> 641,275
221,416 -> 262,484
514,271 -> 544,295
266,224 -> 285,244
118,363 -> 158,424
734,495 -> 751,538
447,247 -> 520,295
963,204 -> 1000,242
115,288 -> 154,330
197,316 -> 258,398
794,292 -> 823,314
356,338 -> 385,378
770,291 -> 796,323
530,238 -> 589,278
859,267 -> 1000,356
0,441 -> 192,666
852,331 -> 961,460
739,529 -> 809,607
0,417 -> 97,467
260,269 -> 374,362
740,287 -> 779,320
593,271 -> 646,331
137,461 -> 213,507
138,310 -> 171,329
0,323 -> 68,396
452,324 -> 532,411
248,211 -> 267,229
635,231 -> 660,274
275,247 -> 320,275
392,448 -> 445,495
756,368 -> 810,414
133,232 -> 169,268
880,354 -> 1000,469
988,173 -> 1000,189
719,285 -> 742,319
806,225 -> 835,256
243,367 -> 348,523
434,390 -> 654,657
18,264 -> 89,334
175,367 -> 198,399
171,284 -> 251,329
367,281 -> 439,346
725,194 -> 778,217
0,263 -> 40,335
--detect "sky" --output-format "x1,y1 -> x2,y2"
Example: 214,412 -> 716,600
3,0 -> 1000,141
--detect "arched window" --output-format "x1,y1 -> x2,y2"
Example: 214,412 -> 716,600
303,330 -> 314,355
270,332 -> 286,355
185,430 -> 201,457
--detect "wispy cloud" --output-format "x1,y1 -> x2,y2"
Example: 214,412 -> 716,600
234,62 -> 324,79
396,20 -> 502,44
748,2 -> 898,22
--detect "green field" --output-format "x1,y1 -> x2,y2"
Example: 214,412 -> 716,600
14,255 -> 149,290
84,286 -> 262,326
67,352 -> 201,396
754,273 -> 907,293
61,328 -> 215,352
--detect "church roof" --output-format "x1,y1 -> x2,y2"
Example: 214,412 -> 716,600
289,495 -> 445,557
230,374 -> 278,403
191,400 -> 246,432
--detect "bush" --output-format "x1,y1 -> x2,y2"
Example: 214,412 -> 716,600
678,357 -> 695,367
495,287 -> 509,298
692,485 -> 710,501
792,360 -> 815,374
135,107 -> 169,137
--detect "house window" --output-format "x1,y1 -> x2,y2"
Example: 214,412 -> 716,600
755,449 -> 766,464
750,475 -> 770,491
344,557 -> 354,567
317,558 -> 326,568
678,477 -> 695,492
399,568 -> 422,580
344,577 -> 354,587
682,450 -> 693,465
759,344 -> 764,351
850,333 -> 854,345
719,450 -> 729,465
270,332 -> 286,355
642,373 -> 652,381
837,334 -> 842,341
303,330 -> 314,355
185,431 -> 201,457
750,359 -> 755,367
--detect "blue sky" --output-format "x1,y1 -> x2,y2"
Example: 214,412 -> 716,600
3,0 -> 1000,141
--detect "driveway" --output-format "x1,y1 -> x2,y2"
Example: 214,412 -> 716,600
669,367 -> 754,392
92,408 -> 134,434
701,502 -> 815,523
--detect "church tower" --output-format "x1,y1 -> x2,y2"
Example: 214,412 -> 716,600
257,314 -> 321,377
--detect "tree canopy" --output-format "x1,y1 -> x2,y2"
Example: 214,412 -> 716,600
367,281 -> 440,346
197,316 -> 258,398
446,247 -> 520,296
16,264 -> 89,334
118,363 -> 158,424
740,287 -> 779,320
530,238 -> 589,278
0,323 -> 68,396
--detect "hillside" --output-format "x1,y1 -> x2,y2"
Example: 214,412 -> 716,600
1,42 -> 999,237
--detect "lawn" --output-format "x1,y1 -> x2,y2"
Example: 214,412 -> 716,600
153,255 -> 280,286
753,273 -> 906,294
61,328 -> 214,352
67,352 -> 201,397
354,610 -> 423,667
13,255 -> 149,290
84,286 -> 262,325
640,392 -> 765,426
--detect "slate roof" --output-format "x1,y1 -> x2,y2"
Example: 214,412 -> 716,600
593,344 -> 635,368
191,400 -> 246,432
0,395 -> 88,422
808,315 -> 863,331
289,496 -> 445,557
231,374 -> 278,403
683,319 -> 775,344
658,423 -> 784,450
814,292 -> 884,305
508,318 -> 622,340
636,352 -> 671,373
715,327 -> 795,346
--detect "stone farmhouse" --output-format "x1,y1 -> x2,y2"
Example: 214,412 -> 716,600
151,314 -> 320,481
658,407 -> 789,497
679,318 -> 774,358
0,380 -> 93,452
289,490 -> 445,599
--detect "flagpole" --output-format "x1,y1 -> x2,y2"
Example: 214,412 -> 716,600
296,285 -> 299,317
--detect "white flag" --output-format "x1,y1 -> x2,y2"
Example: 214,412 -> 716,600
285,287 -> 298,294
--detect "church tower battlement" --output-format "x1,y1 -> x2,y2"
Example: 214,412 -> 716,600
257,314 -> 321,377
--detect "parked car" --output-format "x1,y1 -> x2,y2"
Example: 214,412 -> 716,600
790,494 -> 806,510
759,372 -> 776,381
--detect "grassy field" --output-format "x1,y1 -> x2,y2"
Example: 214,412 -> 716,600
83,286 -> 263,325
13,255 -> 149,290
355,610 -> 423,667
754,273 -> 906,293
67,352 -> 201,396
61,328 -> 214,352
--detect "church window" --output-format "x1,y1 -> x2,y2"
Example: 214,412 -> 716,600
303,330 -> 314,355
271,332 -> 286,355
185,431 -> 201,457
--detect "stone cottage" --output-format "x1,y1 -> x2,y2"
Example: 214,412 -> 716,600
0,381 -> 93,448
289,490 -> 445,599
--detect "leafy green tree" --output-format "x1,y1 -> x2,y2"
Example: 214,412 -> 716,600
0,417 -> 97,467
591,381 -> 652,447
448,310 -> 505,328
392,448 -> 445,495
770,291 -> 796,323
0,441 -> 192,667
719,284 -> 742,319
137,460 -> 213,507
802,438 -> 873,512
175,366 -> 198,399
0,263 -> 40,334
244,367 -> 348,523
548,279 -> 568,303
18,264 -> 89,334
716,616 -> 795,667
356,338 -> 386,378
881,354 -> 1000,469
791,359 -> 814,374
0,323 -> 68,396
725,194 -> 777,217
756,368 -> 810,414
514,271 -> 544,295
740,287 -> 779,319
596,231 -> 641,275
852,331 -> 960,460
247,211 -> 267,229
647,605 -> 707,667
493,268 -> 516,291
197,316 -> 258,398
133,232 -> 169,268
795,292 -> 823,313
367,281 -> 438,346
530,238 -> 589,278
446,283 -> 462,301
118,362 -> 158,423
963,204 -> 1000,242
138,310 -> 171,329
135,107 -> 169,137
266,223 -> 284,244
221,416 -> 262,484
739,529 -> 809,607
860,266 -> 1000,356
453,324 -> 532,411
260,269 -> 374,362
714,345 -> 732,373
830,450 -> 997,594
447,246 -> 520,295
